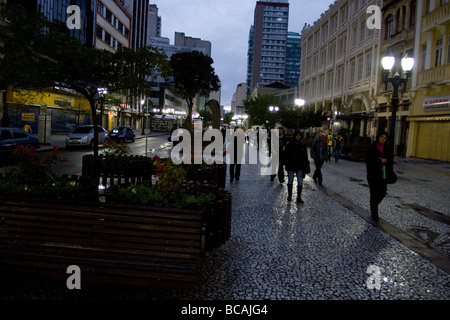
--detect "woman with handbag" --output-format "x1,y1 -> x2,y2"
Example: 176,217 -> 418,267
365,131 -> 394,222
284,130 -> 309,203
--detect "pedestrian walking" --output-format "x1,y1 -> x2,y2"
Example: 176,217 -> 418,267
311,133 -> 328,186
270,127 -> 287,183
333,132 -> 344,163
326,129 -> 334,161
228,126 -> 244,183
365,131 -> 394,222
284,130 -> 309,203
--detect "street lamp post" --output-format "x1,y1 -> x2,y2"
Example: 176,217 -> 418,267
381,56 -> 414,156
141,98 -> 146,135
97,88 -> 107,127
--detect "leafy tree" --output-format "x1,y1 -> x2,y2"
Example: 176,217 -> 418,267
0,3 -> 171,179
278,105 -> 298,129
223,112 -> 234,125
298,106 -> 324,129
170,51 -> 220,132
198,108 -> 212,127
243,94 -> 281,129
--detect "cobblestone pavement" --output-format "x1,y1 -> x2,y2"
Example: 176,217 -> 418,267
1,148 -> 449,301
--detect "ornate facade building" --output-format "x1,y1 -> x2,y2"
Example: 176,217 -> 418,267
299,0 -> 382,142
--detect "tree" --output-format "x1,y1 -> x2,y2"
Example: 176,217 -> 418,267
170,51 -> 220,132
243,95 -> 281,128
298,106 -> 324,129
0,3 -> 171,179
278,105 -> 298,129
198,108 -> 213,127
223,112 -> 234,125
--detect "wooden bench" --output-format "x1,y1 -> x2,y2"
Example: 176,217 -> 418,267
0,197 -> 204,288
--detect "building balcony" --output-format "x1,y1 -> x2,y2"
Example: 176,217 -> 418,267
422,2 -> 450,31
417,64 -> 450,86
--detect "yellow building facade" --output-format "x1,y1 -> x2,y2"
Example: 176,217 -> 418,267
408,0 -> 450,161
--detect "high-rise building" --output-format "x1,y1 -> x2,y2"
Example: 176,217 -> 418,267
147,4 -> 161,41
7,0 -> 96,47
231,83 -> 247,115
247,0 -> 289,96
95,0 -> 131,52
122,0 -> 148,50
174,32 -> 212,57
285,31 -> 301,87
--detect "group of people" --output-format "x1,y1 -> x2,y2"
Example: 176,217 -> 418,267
226,126 -> 394,222
324,129 -> 345,163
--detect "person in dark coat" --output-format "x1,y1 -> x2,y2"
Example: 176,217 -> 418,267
310,133 -> 328,186
365,131 -> 393,222
228,126 -> 244,183
270,127 -> 287,183
284,130 -> 309,203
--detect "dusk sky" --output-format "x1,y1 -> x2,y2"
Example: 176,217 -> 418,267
154,0 -> 334,108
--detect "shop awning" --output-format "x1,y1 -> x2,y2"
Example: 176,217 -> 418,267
423,95 -> 450,112
407,115 -> 450,122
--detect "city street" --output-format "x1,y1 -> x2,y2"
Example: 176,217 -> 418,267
0,138 -> 449,302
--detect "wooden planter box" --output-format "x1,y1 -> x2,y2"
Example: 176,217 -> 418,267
82,154 -> 155,187
184,164 -> 227,189
0,184 -> 232,288
82,155 -> 226,188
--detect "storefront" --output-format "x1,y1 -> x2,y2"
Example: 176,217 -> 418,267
407,95 -> 450,161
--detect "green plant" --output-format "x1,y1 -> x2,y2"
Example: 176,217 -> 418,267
0,145 -> 80,196
117,183 -> 214,208
9,145 -> 69,184
152,155 -> 186,197
101,138 -> 131,157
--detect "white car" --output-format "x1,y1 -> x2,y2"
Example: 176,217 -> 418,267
66,125 -> 108,148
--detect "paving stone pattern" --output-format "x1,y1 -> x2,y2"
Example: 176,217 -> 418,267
1,149 -> 449,300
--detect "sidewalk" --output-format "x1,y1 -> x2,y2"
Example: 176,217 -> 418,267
1,150 -> 448,300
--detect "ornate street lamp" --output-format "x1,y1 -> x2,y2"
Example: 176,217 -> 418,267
381,56 -> 414,155
97,88 -> 107,126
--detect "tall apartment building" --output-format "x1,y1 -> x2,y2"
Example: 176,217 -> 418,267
123,0 -> 148,50
247,0 -> 289,96
231,83 -> 247,115
95,0 -> 131,130
95,0 -> 131,52
285,31 -> 301,87
299,0 -> 382,140
147,4 -> 161,41
174,32 -> 212,57
408,0 -> 450,161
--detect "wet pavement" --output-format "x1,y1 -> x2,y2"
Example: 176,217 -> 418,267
0,144 -> 449,303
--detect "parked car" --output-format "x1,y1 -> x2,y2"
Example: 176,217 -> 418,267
0,127 -> 39,155
65,125 -> 108,148
108,126 -> 135,142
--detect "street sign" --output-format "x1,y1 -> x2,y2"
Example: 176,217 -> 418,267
40,104 -> 48,115
21,113 -> 35,121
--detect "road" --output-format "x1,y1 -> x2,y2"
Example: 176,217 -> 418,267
52,133 -> 172,175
